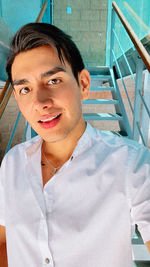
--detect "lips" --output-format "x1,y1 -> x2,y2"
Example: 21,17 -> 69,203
39,113 -> 61,123
38,113 -> 62,129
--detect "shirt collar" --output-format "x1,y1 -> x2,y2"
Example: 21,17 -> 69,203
25,135 -> 42,160
71,122 -> 96,159
25,122 -> 97,160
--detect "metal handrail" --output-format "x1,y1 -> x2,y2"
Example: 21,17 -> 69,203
112,1 -> 150,72
139,90 -> 150,118
36,0 -> 48,22
112,28 -> 135,83
0,85 -> 13,119
111,49 -> 134,114
0,80 -> 10,105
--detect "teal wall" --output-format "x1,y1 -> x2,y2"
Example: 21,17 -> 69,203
1,0 -> 41,32
0,0 -> 50,32
106,0 -> 150,65
53,0 -> 108,67
0,0 -> 50,81
0,18 -> 14,80
113,0 -> 150,38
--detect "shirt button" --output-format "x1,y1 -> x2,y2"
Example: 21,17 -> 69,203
45,258 -> 50,264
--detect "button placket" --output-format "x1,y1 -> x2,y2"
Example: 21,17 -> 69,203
44,187 -> 54,213
38,218 -> 54,266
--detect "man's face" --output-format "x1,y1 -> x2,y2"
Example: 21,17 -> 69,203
11,46 -> 90,143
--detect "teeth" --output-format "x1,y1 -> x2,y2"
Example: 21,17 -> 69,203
40,114 -> 60,122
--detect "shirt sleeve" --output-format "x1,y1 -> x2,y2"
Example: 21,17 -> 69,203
0,159 -> 6,226
128,145 -> 150,243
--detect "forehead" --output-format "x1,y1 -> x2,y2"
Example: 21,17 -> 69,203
11,45 -> 71,80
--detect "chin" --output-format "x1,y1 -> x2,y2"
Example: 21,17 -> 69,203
41,132 -> 67,143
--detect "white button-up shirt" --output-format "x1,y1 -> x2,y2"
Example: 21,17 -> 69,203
0,123 -> 150,267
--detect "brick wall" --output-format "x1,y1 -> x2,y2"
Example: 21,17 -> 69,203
53,0 -> 108,66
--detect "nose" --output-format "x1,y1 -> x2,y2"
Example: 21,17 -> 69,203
33,87 -> 53,111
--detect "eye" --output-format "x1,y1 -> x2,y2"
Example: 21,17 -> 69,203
19,87 -> 30,95
48,78 -> 61,85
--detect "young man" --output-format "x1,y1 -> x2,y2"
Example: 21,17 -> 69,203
0,23 -> 150,267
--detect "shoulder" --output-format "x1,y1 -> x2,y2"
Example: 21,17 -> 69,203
1,135 -> 41,167
90,125 -> 150,163
94,126 -> 148,151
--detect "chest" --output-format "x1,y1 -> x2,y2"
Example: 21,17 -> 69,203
5,159 -> 129,225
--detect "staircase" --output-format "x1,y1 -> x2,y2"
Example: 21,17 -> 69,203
83,66 -> 132,137
83,65 -> 150,267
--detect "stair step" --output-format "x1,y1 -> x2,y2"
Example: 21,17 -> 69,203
132,244 -> 150,262
99,130 -> 123,136
90,75 -> 111,81
87,66 -> 110,76
83,113 -> 123,121
90,86 -> 114,91
83,99 -> 118,105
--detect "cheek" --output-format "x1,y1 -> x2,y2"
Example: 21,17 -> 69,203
17,101 -> 32,118
60,84 -> 81,105
61,90 -> 82,112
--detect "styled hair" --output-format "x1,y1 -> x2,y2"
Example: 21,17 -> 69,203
6,23 -> 85,84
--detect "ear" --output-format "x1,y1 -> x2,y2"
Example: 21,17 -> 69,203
78,69 -> 90,101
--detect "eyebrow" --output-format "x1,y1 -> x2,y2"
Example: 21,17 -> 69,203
12,66 -> 66,86
12,78 -> 28,87
41,67 -> 66,79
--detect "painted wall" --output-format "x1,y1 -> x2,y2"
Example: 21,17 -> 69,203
0,18 -> 14,80
0,0 -> 108,68
0,0 -> 50,81
1,0 -> 41,32
53,0 -> 108,67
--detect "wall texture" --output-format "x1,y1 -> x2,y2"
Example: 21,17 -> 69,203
53,0 -> 108,67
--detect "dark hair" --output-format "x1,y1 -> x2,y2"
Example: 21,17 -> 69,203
6,23 -> 85,84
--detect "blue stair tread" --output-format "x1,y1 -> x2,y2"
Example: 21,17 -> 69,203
132,244 -> 150,262
90,86 -> 114,91
87,66 -> 110,75
83,113 -> 123,121
99,131 -> 122,136
90,74 -> 111,80
83,99 -> 118,104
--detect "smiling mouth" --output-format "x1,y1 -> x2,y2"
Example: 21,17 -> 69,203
38,113 -> 61,123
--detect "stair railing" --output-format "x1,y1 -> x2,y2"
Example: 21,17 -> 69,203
0,80 -> 9,105
0,81 -> 13,119
36,0 -> 47,22
109,1 -> 150,147
0,1 -> 48,155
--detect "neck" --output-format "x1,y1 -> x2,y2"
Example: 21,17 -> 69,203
42,121 -> 86,165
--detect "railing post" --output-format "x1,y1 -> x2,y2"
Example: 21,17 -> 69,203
133,55 -> 144,141
105,0 -> 113,66
110,6 -> 115,68
140,70 -> 150,146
